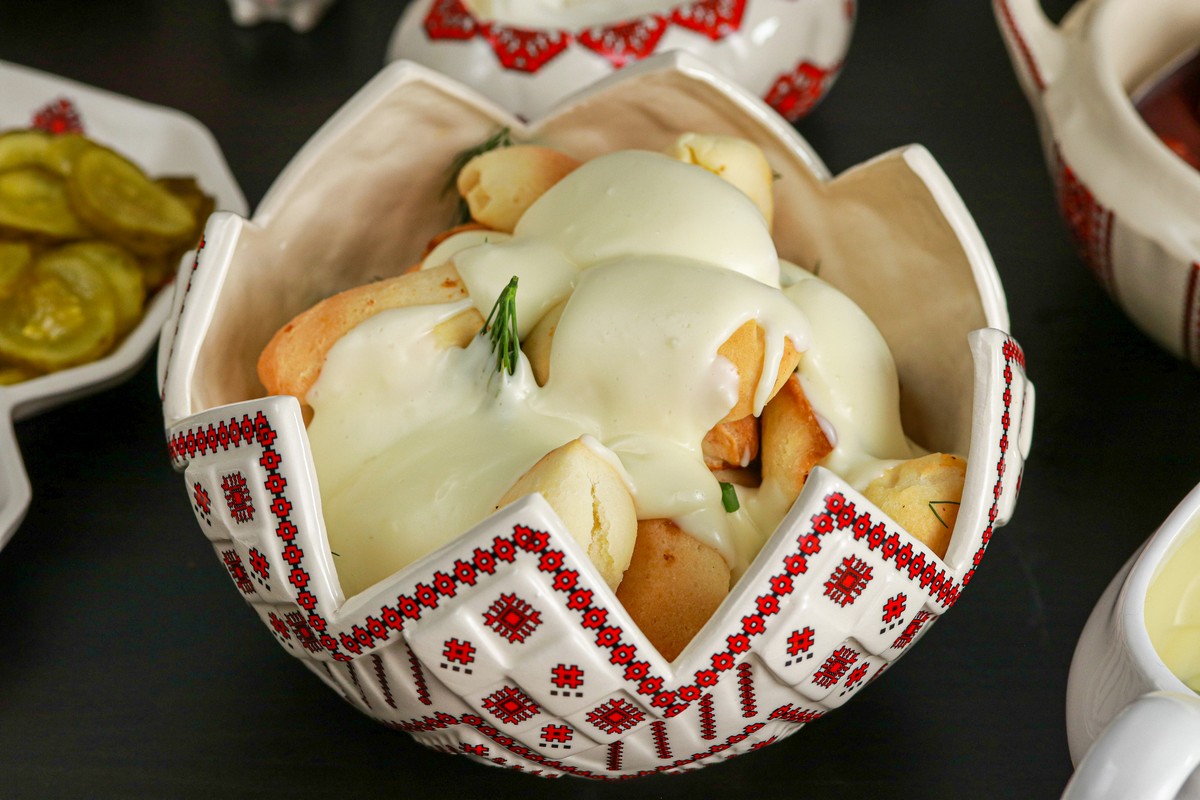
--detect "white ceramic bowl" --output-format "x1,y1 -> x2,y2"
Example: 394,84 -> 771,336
159,53 -> 1033,778
386,0 -> 854,122
995,0 -> 1200,367
0,60 -> 246,552
1063,481 -> 1200,799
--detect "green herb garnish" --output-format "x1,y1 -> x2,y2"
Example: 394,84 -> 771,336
445,127 -> 514,224
720,481 -> 740,513
928,500 -> 960,529
483,276 -> 520,376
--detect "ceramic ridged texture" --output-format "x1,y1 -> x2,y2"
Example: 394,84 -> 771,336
160,55 -> 1033,778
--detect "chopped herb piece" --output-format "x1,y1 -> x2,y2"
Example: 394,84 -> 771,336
720,481 -> 740,513
928,500 -> 960,529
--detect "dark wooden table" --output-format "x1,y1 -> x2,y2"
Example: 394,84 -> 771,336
3,1 -> 1198,797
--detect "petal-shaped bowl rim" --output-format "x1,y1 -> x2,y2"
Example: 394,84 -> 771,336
160,53 -> 1034,775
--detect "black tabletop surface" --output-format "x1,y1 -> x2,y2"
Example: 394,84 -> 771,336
3,1 -> 1198,798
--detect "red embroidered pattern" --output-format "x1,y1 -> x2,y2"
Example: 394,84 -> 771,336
31,98 -> 84,134
483,685 -> 542,725
765,61 -> 840,122
586,697 -> 646,735
169,333 -> 1028,778
483,593 -> 543,643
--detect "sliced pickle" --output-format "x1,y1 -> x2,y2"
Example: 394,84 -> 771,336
0,365 -> 39,385
0,241 -> 34,298
0,252 -> 117,372
41,133 -> 94,177
45,242 -> 145,335
0,129 -> 51,171
66,146 -> 195,256
0,166 -> 93,240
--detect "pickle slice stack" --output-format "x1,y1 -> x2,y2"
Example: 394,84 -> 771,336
0,127 -> 213,384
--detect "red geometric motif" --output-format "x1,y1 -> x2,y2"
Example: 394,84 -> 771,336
892,609 -> 933,650
765,61 -> 838,122
221,471 -> 255,524
540,723 -> 573,748
480,24 -> 571,72
670,0 -> 745,40
31,98 -> 83,134
423,0 -> 478,39
650,720 -> 672,760
606,741 -> 623,772
285,610 -> 322,653
462,742 -> 490,757
443,637 -> 476,665
174,333 -> 1028,779
1055,151 -> 1114,292
698,693 -> 717,740
483,593 -> 543,643
372,653 -> 398,709
550,663 -> 584,698
221,549 -> 255,595
812,645 -> 858,689
787,626 -> 815,656
842,661 -> 871,693
824,555 -> 873,606
882,593 -> 906,623
248,547 -> 270,579
736,662 -> 756,718
482,685 -> 541,726
586,697 -> 646,735
192,482 -> 211,517
576,15 -> 669,68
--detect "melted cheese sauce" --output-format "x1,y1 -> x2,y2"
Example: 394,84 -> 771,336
307,150 -> 916,596
1144,519 -> 1200,692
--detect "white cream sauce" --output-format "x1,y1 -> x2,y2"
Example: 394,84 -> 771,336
306,150 -> 915,595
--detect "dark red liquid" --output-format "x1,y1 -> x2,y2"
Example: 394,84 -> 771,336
1135,48 -> 1200,171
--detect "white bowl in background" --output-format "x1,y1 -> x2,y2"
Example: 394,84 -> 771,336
386,0 -> 854,122
0,60 -> 247,552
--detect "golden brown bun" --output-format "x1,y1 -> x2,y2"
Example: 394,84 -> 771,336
702,414 -> 759,470
616,518 -> 731,662
718,320 -> 802,422
457,145 -> 581,233
496,438 -> 636,592
522,297 -> 564,387
257,263 -> 481,403
666,133 -> 775,229
760,372 -> 833,505
863,452 -> 967,559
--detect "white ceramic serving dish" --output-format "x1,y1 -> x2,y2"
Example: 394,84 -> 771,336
386,0 -> 854,122
159,52 -> 1033,779
994,0 -> 1200,367
1062,481 -> 1200,799
0,61 -> 246,553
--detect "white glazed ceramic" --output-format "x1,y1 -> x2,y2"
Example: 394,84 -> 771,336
1063,482 -> 1200,798
994,0 -> 1200,367
386,0 -> 854,122
0,61 -> 246,553
227,0 -> 336,32
159,53 -> 1033,779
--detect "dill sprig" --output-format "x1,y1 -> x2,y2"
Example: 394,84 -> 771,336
483,276 -> 520,376
445,127 -> 514,224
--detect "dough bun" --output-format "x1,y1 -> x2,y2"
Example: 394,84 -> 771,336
863,452 -> 967,559
257,262 -> 481,404
615,518 -> 731,662
457,145 -> 581,233
496,438 -> 637,592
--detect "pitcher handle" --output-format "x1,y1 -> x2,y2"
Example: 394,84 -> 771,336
993,0 -> 1066,96
1062,692 -> 1200,800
